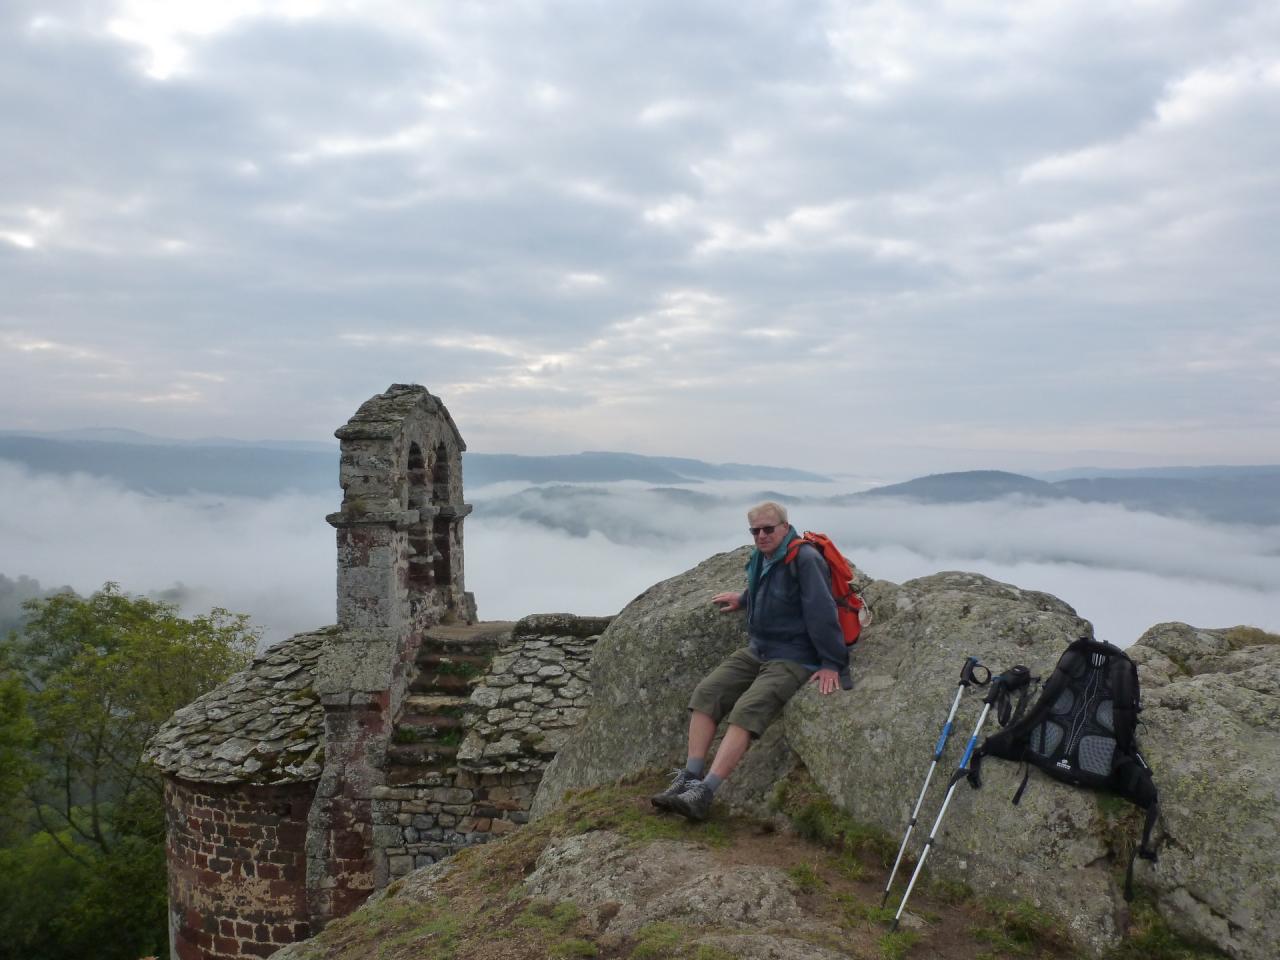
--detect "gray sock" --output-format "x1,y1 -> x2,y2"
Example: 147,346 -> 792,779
703,773 -> 723,794
686,758 -> 705,778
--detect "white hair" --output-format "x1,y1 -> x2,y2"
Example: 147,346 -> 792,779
747,501 -> 788,524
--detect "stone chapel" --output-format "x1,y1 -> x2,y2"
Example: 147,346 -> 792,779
145,384 -> 608,960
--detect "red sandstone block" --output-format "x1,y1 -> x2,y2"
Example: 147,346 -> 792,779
236,921 -> 254,938
334,836 -> 367,859
255,924 -> 270,941
257,862 -> 280,880
213,936 -> 238,954
271,924 -> 293,943
239,941 -> 277,958
220,919 -> 236,937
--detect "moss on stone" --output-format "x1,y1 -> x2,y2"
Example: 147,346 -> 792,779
1223,625 -> 1280,649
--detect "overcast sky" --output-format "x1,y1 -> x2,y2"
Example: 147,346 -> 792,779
2,1 -> 1277,475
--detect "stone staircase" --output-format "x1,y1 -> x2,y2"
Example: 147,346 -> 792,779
373,615 -> 605,881
386,623 -> 511,786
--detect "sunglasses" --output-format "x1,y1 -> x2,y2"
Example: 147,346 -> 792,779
749,524 -> 781,536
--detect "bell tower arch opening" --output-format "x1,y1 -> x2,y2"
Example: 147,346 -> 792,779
406,442 -> 435,593
431,441 -> 453,588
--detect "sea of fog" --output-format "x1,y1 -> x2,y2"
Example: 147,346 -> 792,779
1,462 -> 1277,650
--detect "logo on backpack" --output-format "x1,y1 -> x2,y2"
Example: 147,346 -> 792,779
783,531 -> 872,645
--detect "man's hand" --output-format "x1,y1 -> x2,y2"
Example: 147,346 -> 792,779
712,591 -> 742,613
809,668 -> 839,695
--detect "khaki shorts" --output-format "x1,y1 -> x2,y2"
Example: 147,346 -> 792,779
688,648 -> 814,738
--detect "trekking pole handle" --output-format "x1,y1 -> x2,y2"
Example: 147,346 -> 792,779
982,664 -> 1031,705
959,657 -> 990,688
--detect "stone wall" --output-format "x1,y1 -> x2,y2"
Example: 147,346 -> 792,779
460,614 -> 606,772
164,779 -> 314,960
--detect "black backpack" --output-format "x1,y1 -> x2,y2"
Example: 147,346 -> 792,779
968,637 -> 1159,898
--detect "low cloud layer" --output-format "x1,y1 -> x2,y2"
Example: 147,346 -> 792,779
1,462 -> 1276,651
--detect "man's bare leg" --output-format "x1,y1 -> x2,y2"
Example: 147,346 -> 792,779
687,710 -> 717,765
708,723 -> 752,780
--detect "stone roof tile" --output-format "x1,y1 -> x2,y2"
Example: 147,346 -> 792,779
143,627 -> 334,785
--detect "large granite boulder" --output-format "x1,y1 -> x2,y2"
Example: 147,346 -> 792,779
532,550 -> 1280,960
1125,623 -> 1280,959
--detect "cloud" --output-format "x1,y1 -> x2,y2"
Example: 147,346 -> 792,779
4,461 -> 1274,654
0,461 -> 334,646
2,1 -> 1279,473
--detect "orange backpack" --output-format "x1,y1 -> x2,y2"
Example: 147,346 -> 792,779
783,531 -> 872,645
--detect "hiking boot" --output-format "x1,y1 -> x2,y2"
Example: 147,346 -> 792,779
651,768 -> 699,811
666,780 -> 715,822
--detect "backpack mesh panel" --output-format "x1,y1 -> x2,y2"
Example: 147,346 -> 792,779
1078,736 -> 1116,776
1051,688 -> 1075,715
1029,721 -> 1064,757
1096,699 -> 1114,732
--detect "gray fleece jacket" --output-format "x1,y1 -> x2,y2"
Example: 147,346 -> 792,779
737,541 -> 853,691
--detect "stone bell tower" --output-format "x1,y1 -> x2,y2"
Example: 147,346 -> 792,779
327,383 -> 476,634
307,384 -> 477,925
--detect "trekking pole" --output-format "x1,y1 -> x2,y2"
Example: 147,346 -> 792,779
881,656 -> 991,906
890,665 -> 1032,932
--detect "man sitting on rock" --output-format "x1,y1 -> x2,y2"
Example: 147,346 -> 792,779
652,500 -> 851,821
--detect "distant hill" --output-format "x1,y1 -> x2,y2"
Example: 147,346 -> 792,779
844,470 -> 1056,503
464,451 -> 828,486
1032,464 -> 1280,481
0,434 -> 830,496
844,468 -> 1280,525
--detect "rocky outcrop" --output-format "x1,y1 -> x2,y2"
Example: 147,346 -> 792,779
533,549 -> 756,815
524,831 -> 808,939
533,550 -> 1280,960
1126,623 -> 1280,960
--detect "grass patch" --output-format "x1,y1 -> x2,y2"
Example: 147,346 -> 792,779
1223,625 -> 1280,649
843,898 -> 897,926
1108,896 -> 1229,960
429,657 -> 487,677
877,929 -> 921,960
970,899 -> 1068,956
378,913 -> 460,959
774,771 -> 896,865
926,877 -> 974,905
566,787 -> 732,848
550,938 -> 598,958
625,922 -> 734,959
787,862 -> 823,893
516,899 -> 582,935
630,922 -> 684,958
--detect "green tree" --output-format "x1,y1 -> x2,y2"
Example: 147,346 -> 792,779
0,649 -> 35,844
0,584 -> 258,960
